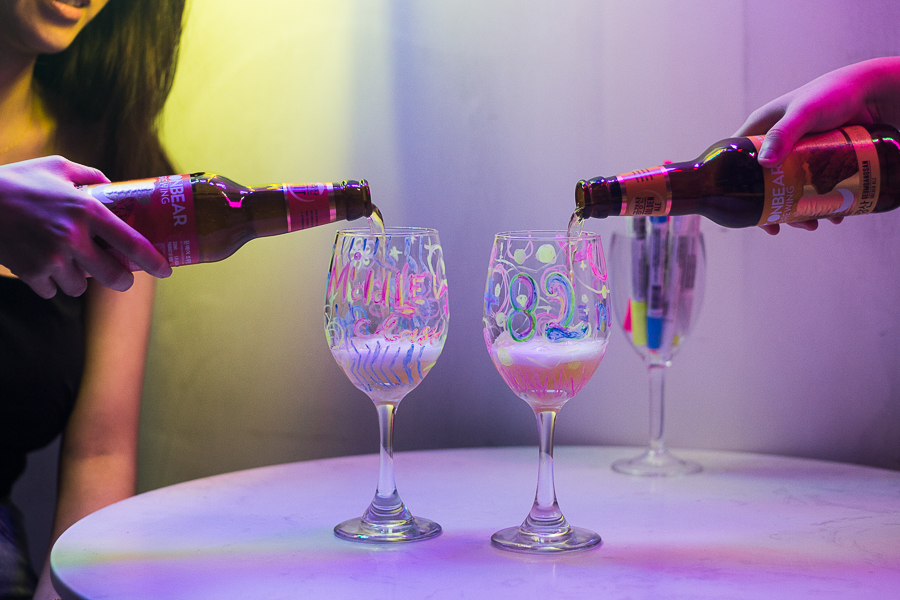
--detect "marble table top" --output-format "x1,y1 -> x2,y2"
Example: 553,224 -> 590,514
51,446 -> 900,599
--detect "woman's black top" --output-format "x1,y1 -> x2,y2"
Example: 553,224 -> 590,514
0,276 -> 86,498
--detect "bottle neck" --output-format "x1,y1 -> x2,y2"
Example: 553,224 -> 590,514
280,182 -> 339,232
337,180 -> 372,222
577,137 -> 761,222
182,174 -> 373,264
218,179 -> 372,238
579,164 -> 698,219
576,178 -> 614,219
282,180 -> 372,232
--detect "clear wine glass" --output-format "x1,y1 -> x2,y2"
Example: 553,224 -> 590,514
483,230 -> 611,553
609,216 -> 706,476
324,227 -> 449,542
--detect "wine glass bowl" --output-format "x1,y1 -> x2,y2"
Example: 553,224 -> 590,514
609,216 -> 706,476
324,227 -> 448,542
483,230 -> 610,553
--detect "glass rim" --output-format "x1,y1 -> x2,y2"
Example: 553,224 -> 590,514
335,226 -> 439,237
494,229 -> 600,241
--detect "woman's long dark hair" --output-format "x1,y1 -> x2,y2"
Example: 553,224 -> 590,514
33,0 -> 186,180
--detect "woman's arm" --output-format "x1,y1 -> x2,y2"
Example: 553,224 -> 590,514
32,273 -> 157,600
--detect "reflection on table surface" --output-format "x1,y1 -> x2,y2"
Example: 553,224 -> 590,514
51,446 -> 900,600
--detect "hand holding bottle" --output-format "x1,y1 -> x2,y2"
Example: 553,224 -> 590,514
0,156 -> 172,298
734,57 -> 900,234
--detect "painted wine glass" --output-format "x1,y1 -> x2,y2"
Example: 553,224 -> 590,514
609,215 -> 706,476
324,227 -> 449,542
483,230 -> 611,553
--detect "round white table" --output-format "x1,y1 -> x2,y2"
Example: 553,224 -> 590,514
51,446 -> 900,599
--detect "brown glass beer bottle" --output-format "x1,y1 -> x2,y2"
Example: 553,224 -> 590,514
576,124 -> 900,228
83,173 -> 372,268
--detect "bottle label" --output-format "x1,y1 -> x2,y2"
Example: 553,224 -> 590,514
749,126 -> 881,226
85,174 -> 198,269
284,183 -> 335,231
618,166 -> 672,216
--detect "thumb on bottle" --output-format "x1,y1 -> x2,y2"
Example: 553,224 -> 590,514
758,130 -> 789,167
757,108 -> 822,168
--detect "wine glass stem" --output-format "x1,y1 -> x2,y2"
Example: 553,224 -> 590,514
648,363 -> 667,453
376,402 -> 399,498
526,409 -> 566,530
364,402 -> 411,523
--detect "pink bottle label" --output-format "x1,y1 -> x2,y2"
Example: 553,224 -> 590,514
87,174 -> 199,269
284,182 -> 335,231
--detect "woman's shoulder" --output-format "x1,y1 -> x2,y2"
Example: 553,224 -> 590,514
1,96 -> 102,168
53,117 -> 104,168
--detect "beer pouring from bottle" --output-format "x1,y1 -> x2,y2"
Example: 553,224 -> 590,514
577,124 -> 900,228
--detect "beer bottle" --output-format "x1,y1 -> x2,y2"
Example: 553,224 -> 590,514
576,124 -> 900,228
83,173 -> 372,268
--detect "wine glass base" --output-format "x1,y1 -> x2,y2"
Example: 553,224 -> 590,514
611,448 -> 702,477
491,525 -> 602,554
334,516 -> 442,543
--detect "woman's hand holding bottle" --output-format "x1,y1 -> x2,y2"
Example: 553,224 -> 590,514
734,57 -> 900,234
0,156 -> 172,298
